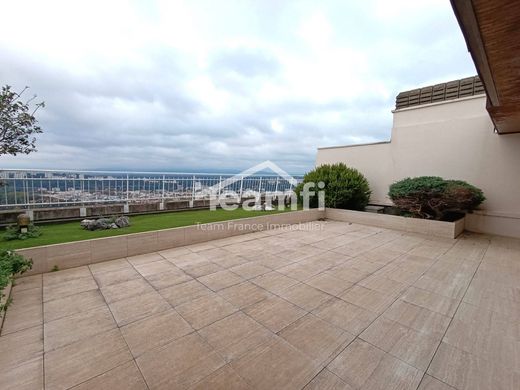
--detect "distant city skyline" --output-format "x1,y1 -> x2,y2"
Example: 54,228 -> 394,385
0,0 -> 476,173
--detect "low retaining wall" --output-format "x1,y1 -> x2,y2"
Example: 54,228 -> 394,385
0,199 -> 211,225
16,209 -> 324,276
325,208 -> 464,239
465,211 -> 520,239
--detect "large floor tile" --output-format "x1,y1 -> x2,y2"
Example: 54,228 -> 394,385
305,272 -> 353,296
428,342 -> 520,390
0,325 -> 43,370
340,285 -> 396,314
89,258 -> 132,274
93,267 -> 142,288
231,338 -> 321,390
1,300 -> 43,335
400,286 -> 460,318
144,268 -> 192,290
198,312 -> 274,362
43,289 -> 106,323
313,298 -> 377,335
251,271 -> 299,294
218,281 -> 273,309
244,296 -> 306,333
360,353 -> 423,390
360,316 -> 440,371
278,283 -> 332,311
327,339 -> 386,388
44,305 -> 116,351
121,309 -> 193,357
43,276 -> 98,303
279,314 -> 355,365
175,293 -> 238,330
11,274 -> 42,292
70,361 -> 148,390
126,252 -> 164,266
188,365 -> 253,390
100,278 -> 154,304
0,357 -> 44,390
197,269 -> 244,291
229,262 -> 271,279
159,279 -> 213,306
43,267 -> 92,286
134,260 -> 178,277
136,332 -> 225,389
417,375 -> 456,390
303,368 -> 354,390
44,329 -> 133,390
382,300 -> 451,340
108,291 -> 171,326
183,261 -> 224,278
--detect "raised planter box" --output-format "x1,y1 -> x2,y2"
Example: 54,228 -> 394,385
15,209 -> 324,276
325,208 -> 464,239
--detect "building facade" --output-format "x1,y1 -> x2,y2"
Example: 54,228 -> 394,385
316,79 -> 520,238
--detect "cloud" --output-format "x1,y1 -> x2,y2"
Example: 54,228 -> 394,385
0,0 -> 476,173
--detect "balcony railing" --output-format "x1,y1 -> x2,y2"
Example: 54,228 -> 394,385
0,169 -> 303,209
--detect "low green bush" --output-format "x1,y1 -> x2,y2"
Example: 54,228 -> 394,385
3,223 -> 42,241
0,250 -> 33,313
388,176 -> 485,220
296,163 -> 371,210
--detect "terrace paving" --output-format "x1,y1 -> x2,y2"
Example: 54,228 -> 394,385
1,220 -> 519,389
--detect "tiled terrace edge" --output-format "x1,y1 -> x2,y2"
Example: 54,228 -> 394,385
15,209 -> 324,276
325,208 -> 465,239
0,281 -> 12,331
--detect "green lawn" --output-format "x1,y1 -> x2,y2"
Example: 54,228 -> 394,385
0,207 -> 291,250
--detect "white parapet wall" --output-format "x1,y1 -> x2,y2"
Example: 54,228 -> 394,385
316,95 -> 520,238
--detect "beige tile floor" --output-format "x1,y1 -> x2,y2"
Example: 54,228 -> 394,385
1,220 -> 520,389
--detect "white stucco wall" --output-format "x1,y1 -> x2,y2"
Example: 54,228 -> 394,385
316,95 -> 520,238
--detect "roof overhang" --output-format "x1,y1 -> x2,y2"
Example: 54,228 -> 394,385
451,0 -> 520,134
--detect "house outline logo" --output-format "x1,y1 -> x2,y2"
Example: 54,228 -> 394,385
208,160 -> 298,194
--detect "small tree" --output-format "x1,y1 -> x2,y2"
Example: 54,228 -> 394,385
0,85 -> 45,156
296,163 -> 371,210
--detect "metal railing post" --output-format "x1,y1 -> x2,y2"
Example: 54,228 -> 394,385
162,175 -> 166,200
191,175 -> 196,202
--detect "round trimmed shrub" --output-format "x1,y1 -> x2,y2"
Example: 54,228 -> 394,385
296,163 -> 371,210
388,176 -> 485,220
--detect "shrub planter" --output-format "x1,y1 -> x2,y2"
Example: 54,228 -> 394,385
325,208 -> 465,239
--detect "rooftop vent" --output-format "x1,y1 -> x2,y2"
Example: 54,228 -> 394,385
395,76 -> 485,110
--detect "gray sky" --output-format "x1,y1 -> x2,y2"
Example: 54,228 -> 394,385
0,0 -> 476,173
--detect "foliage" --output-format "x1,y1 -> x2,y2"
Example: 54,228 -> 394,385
3,223 -> 42,241
296,163 -> 371,210
0,250 -> 33,313
0,85 -> 45,156
388,176 -> 485,220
